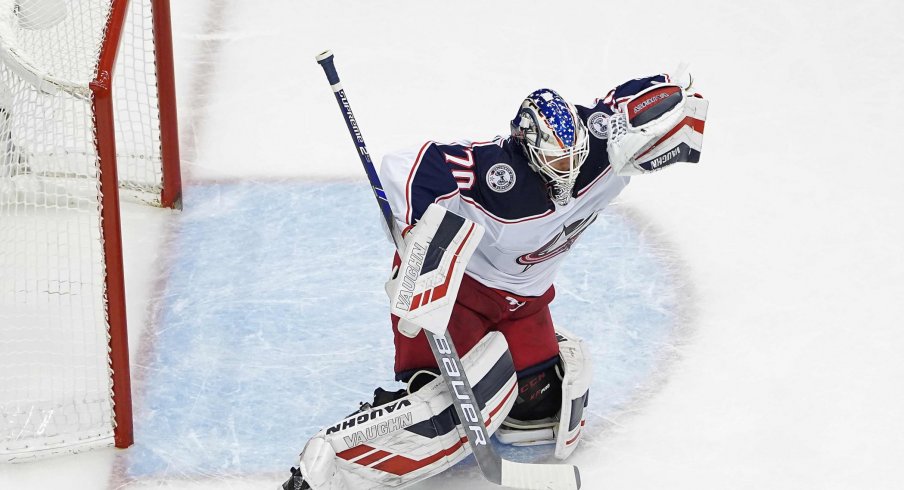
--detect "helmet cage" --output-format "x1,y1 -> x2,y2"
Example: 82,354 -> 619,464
512,90 -> 590,205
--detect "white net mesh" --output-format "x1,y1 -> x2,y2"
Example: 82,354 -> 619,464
1,0 -> 166,461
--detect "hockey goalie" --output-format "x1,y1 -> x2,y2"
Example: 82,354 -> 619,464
285,69 -> 709,489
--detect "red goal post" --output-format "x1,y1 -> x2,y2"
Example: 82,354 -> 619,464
1,0 -> 181,461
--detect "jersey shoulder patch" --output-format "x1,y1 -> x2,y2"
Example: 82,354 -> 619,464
470,140 -> 554,221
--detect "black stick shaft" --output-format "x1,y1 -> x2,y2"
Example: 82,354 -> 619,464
315,50 -> 405,252
314,49 -> 505,485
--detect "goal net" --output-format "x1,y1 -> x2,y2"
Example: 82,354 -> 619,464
0,0 -> 180,461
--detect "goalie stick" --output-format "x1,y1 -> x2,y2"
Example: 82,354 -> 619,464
315,50 -> 581,490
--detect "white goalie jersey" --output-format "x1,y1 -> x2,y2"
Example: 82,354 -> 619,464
379,137 -> 630,297
379,74 -> 707,297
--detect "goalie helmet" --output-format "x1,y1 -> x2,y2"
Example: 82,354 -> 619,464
511,89 -> 589,206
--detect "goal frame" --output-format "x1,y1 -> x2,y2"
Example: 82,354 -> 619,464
90,0 -> 182,449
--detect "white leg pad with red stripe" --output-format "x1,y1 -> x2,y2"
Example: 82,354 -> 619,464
495,326 -> 592,460
295,331 -> 517,489
553,326 -> 591,460
297,436 -> 347,490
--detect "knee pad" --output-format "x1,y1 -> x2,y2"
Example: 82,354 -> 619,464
294,331 -> 517,489
497,326 -> 592,460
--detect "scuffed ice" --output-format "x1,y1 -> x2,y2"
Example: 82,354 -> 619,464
119,181 -> 684,483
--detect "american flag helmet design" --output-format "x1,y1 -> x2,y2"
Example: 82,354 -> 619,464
511,89 -> 590,205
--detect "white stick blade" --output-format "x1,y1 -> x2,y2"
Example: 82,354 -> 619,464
500,459 -> 581,490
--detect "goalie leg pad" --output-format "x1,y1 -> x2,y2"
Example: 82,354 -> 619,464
294,436 -> 346,490
496,326 -> 592,460
294,332 -> 517,489
553,326 -> 592,460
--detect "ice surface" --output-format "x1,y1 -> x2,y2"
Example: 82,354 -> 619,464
111,181 -> 684,485
3,0 -> 903,489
